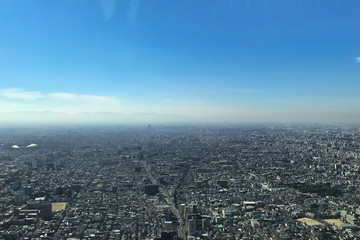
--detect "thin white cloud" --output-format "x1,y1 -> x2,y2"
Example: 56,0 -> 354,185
0,88 -> 43,100
356,56 -> 360,63
128,0 -> 140,21
49,92 -> 120,104
78,94 -> 120,104
48,92 -> 77,100
0,88 -> 120,106
100,0 -> 117,21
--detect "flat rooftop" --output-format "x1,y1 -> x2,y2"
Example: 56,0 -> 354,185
52,202 -> 67,212
297,218 -> 323,226
324,219 -> 345,228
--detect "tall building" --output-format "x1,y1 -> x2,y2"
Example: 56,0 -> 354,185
23,186 -> 32,197
14,192 -> 23,206
188,218 -> 196,236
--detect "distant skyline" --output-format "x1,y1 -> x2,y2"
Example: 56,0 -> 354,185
1,0 -> 360,123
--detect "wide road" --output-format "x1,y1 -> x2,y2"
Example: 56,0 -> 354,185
142,161 -> 187,239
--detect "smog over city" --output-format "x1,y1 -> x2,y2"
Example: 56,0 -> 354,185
0,0 -> 360,239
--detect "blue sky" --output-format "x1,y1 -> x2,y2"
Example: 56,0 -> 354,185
0,0 -> 360,123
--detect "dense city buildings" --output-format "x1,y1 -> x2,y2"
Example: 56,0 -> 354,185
0,124 -> 359,239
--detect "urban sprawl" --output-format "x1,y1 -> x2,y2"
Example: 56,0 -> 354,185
0,124 -> 359,240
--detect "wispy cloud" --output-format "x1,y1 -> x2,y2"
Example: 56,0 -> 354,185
48,92 -> 77,100
0,89 -> 120,105
0,88 -> 43,100
356,56 -> 360,63
100,0 -> 117,21
49,92 -> 120,104
0,88 -> 124,115
127,0 -> 140,21
77,94 -> 120,104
